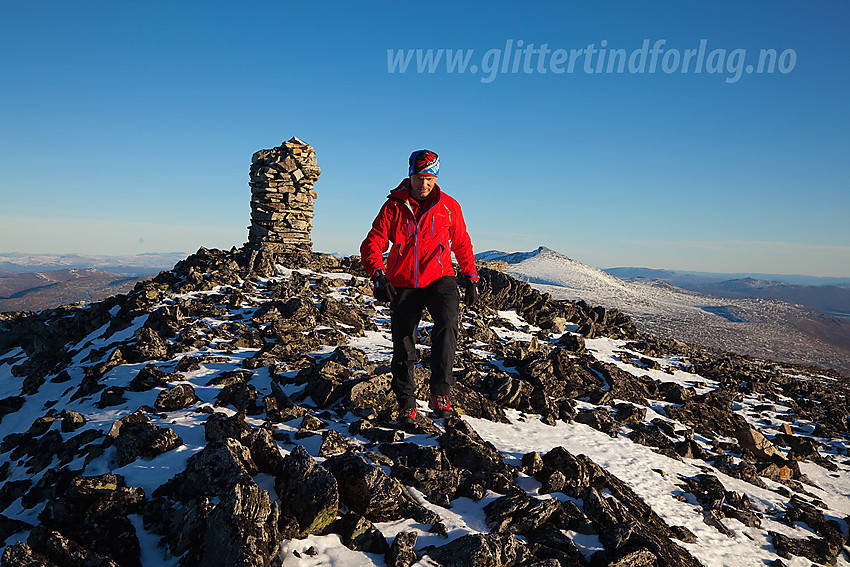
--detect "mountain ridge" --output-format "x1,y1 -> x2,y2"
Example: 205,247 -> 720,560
477,247 -> 850,375
0,247 -> 848,566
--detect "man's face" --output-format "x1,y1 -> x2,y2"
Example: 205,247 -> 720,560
409,174 -> 437,200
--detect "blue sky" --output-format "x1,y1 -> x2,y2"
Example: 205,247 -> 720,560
1,1 -> 848,276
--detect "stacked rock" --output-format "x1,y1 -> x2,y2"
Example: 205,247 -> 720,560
247,137 -> 320,253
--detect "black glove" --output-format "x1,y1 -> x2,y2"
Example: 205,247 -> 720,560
464,275 -> 479,307
372,270 -> 396,303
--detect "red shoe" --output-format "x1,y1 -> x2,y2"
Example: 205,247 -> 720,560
397,407 -> 417,426
429,394 -> 455,418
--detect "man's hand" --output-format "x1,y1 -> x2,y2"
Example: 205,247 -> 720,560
372,270 -> 396,303
464,276 -> 479,307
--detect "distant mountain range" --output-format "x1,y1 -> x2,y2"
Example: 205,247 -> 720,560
0,252 -> 188,276
477,246 -> 850,375
0,268 -> 153,312
604,266 -> 850,287
604,267 -> 850,320
0,253 -> 187,312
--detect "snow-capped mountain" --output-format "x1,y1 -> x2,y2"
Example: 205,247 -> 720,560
477,247 -> 850,376
0,247 -> 848,567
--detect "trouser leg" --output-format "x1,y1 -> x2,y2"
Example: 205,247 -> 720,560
424,276 -> 460,398
390,287 -> 424,409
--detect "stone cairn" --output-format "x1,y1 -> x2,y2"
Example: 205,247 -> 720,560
247,137 -> 320,253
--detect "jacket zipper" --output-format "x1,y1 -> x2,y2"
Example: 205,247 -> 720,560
406,196 -> 440,288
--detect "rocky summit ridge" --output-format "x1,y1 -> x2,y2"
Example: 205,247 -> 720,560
0,246 -> 848,566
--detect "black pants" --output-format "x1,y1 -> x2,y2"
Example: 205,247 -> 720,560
391,276 -> 460,409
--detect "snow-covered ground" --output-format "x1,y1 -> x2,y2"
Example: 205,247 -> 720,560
481,246 -> 850,375
1,261 -> 848,566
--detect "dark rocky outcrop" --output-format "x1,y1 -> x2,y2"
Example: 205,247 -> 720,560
275,445 -> 338,537
2,242 -> 848,567
324,451 -> 439,525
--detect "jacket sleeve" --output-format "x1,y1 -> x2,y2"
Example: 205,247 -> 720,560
449,200 -> 478,281
360,200 -> 394,278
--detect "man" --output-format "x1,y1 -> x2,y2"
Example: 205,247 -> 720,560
360,149 -> 479,425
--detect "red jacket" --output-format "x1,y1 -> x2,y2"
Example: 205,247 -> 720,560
360,180 -> 478,288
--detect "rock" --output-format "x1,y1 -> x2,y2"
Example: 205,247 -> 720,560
703,509 -> 735,538
204,411 -> 253,443
275,445 -> 338,536
614,403 -> 646,427
132,327 -> 168,361
1,541 -> 58,567
666,391 -> 748,439
386,531 -> 418,567
670,525 -> 697,543
129,364 -> 171,391
557,334 -> 585,352
522,526 -> 585,565
26,526 -> 121,567
248,138 -> 320,254
600,547 -> 658,567
770,531 -> 837,565
734,425 -> 780,461
97,387 -> 127,407
722,505 -> 761,528
303,360 -> 355,408
154,383 -> 197,412
522,451 -> 544,476
0,397 -> 26,422
682,474 -> 726,510
59,410 -> 86,432
348,373 -> 395,414
575,407 -> 620,437
38,474 -> 145,567
243,427 -> 283,474
391,466 -> 462,506
782,498 -> 844,560
114,421 -> 183,467
154,438 -> 257,502
215,382 -> 262,415
197,482 -> 280,567
663,383 -> 695,404
324,452 -> 439,524
424,533 -> 530,567
206,369 -> 253,387
332,512 -> 389,554
437,417 -> 515,493
299,413 -> 326,431
539,470 -> 566,494
319,429 -> 353,456
484,490 -> 561,535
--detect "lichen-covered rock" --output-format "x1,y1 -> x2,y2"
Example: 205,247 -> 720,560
197,482 -> 280,567
275,445 -> 338,536
318,429 -> 353,457
347,373 -> 395,414
386,531 -> 418,567
484,490 -> 561,535
425,533 -> 530,567
38,474 -> 145,567
331,512 -> 389,554
324,452 -> 439,524
437,417 -> 515,494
